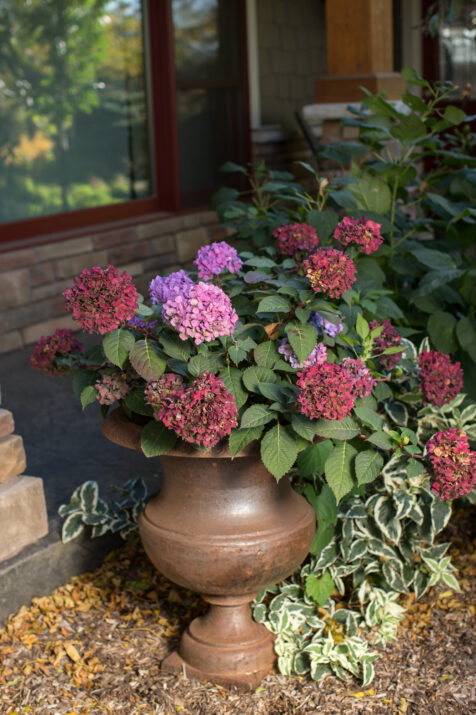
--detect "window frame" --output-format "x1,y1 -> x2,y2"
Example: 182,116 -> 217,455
0,0 -> 250,246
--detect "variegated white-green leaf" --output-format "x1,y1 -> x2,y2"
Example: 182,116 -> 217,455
430,497 -> 451,535
62,512 -> 85,543
79,481 -> 99,512
373,496 -> 401,543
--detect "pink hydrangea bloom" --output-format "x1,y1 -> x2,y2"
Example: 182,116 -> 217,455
334,216 -> 383,255
145,374 -> 184,419
296,363 -> 356,421
369,319 -> 404,370
273,223 -> 319,257
162,281 -> 238,345
149,270 -> 194,305
63,265 -> 139,335
303,248 -> 356,299
158,372 -> 238,448
194,241 -> 242,281
30,329 -> 83,376
278,339 -> 327,369
427,428 -> 476,500
342,358 -> 377,398
418,350 -> 464,407
95,373 -> 130,405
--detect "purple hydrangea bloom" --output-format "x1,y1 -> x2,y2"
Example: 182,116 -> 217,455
194,241 -> 243,281
149,270 -> 194,305
278,339 -> 327,369
162,281 -> 238,345
128,316 -> 159,331
309,312 -> 343,338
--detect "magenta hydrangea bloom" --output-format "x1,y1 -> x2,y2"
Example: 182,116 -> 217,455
303,248 -> 356,299
149,270 -> 194,305
427,428 -> 476,500
162,281 -> 238,345
369,319 -> 404,370
194,241 -> 243,281
342,358 -> 376,398
63,265 -> 139,335
296,363 -> 356,421
95,373 -> 130,405
157,372 -> 238,448
308,312 -> 343,338
273,223 -> 319,258
145,374 -> 184,419
334,216 -> 383,255
418,350 -> 464,407
30,329 -> 83,376
278,339 -> 327,370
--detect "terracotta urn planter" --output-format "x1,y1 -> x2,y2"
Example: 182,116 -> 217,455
102,408 -> 316,688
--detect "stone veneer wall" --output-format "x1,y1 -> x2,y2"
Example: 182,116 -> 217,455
0,210 -> 224,354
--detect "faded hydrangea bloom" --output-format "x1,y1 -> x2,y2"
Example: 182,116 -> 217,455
95,373 -> 130,405
30,329 -> 83,376
334,216 -> 383,255
194,241 -> 243,281
297,363 -> 356,421
145,374 -> 184,419
157,372 -> 238,448
427,428 -> 476,500
149,270 -> 194,305
162,282 -> 238,345
278,339 -> 327,369
369,319 -> 404,370
418,350 -> 464,407
273,223 -> 319,258
342,358 -> 376,399
63,265 -> 139,334
303,248 -> 356,299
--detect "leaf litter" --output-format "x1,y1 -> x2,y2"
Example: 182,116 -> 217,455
0,505 -> 474,714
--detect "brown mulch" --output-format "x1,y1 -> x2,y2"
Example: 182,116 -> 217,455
0,507 -> 475,715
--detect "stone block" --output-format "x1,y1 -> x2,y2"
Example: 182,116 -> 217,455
0,476 -> 48,561
92,227 -> 136,250
22,315 -> 77,345
176,227 -> 209,263
30,263 -> 56,287
55,250 -> 108,280
0,331 -> 23,354
3,300 -> 54,332
0,269 -> 31,310
150,235 -> 176,256
0,249 -> 36,271
35,236 -> 93,262
136,216 -> 184,240
32,279 -> 71,302
0,410 -> 14,438
0,435 -> 27,483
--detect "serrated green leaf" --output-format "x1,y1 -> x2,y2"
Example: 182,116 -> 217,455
253,341 -> 279,368
367,430 -> 393,450
141,420 -> 177,457
355,450 -> 384,485
80,385 -> 98,409
285,322 -> 317,363
314,417 -> 360,440
188,353 -> 220,376
354,407 -> 383,430
229,426 -> 264,456
260,423 -> 297,480
427,312 -> 457,354
123,387 -> 154,417
159,332 -> 191,361
297,440 -> 333,477
228,346 -> 247,365
219,366 -> 248,409
73,370 -> 97,398
242,365 -> 278,392
325,442 -> 357,502
291,413 -> 317,441
257,295 -> 291,313
241,404 -> 275,428
356,312 -> 369,340
305,573 -> 335,606
102,329 -> 135,368
129,339 -> 166,381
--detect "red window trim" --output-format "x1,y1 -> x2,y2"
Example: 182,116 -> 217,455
0,0 -> 250,247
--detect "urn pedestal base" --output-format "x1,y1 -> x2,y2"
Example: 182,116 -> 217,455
162,594 -> 275,689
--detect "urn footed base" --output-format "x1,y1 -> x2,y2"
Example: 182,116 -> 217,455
161,594 -> 276,689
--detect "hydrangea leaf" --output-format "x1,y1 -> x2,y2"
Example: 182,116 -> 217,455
257,295 -> 291,313
305,572 -> 335,606
314,417 -> 360,440
141,420 -> 177,457
325,442 -> 357,502
102,329 -> 135,368
129,339 -> 166,381
219,366 -> 248,409
297,440 -> 333,477
260,423 -> 297,481
240,405 -> 275,429
355,449 -> 384,485
80,385 -> 98,410
229,426 -> 264,456
254,341 -> 279,368
242,366 -> 278,393
285,322 -> 317,363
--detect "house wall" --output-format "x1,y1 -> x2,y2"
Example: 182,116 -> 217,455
257,0 -> 327,132
0,211 -> 224,354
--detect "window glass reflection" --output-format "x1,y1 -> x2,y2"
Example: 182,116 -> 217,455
0,0 -> 152,224
438,0 -> 476,98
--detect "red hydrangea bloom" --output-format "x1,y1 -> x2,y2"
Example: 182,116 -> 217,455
273,223 -> 319,257
303,248 -> 356,299
334,216 -> 383,255
63,265 -> 139,335
369,319 -> 404,370
427,428 -> 476,500
296,363 -> 356,421
30,329 -> 83,376
342,358 -> 377,398
95,373 -> 130,405
157,372 -> 238,448
418,350 -> 464,407
145,374 -> 184,419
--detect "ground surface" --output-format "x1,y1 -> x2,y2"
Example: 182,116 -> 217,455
0,507 -> 474,715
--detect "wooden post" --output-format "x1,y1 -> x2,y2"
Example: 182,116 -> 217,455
315,0 -> 406,102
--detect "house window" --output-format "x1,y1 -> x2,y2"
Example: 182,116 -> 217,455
0,0 -> 153,225
438,0 -> 476,99
0,0 -> 249,243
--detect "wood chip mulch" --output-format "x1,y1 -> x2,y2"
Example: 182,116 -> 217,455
0,506 -> 474,715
